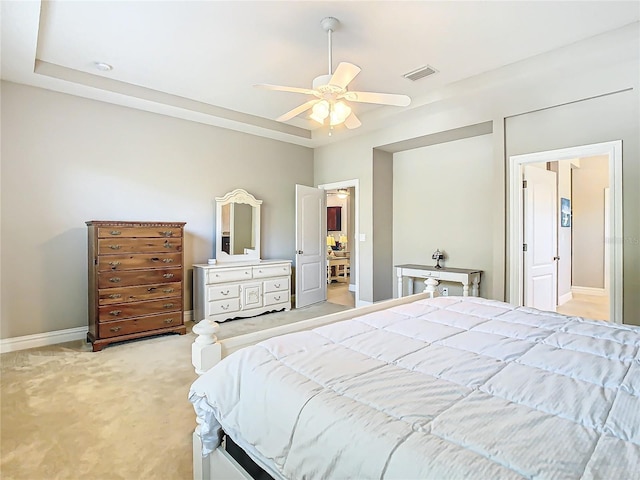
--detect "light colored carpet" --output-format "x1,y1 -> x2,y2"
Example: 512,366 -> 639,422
0,301 -> 349,480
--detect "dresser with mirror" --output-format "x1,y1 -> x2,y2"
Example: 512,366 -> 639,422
193,189 -> 291,323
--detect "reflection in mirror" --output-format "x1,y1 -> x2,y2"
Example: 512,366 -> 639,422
215,189 -> 262,262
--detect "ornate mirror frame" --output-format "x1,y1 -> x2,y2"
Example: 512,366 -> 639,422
215,189 -> 262,263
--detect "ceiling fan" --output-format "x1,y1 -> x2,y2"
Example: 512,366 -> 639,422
254,17 -> 411,130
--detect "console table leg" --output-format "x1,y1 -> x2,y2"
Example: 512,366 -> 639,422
424,278 -> 439,298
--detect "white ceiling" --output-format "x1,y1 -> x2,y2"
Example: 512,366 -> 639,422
2,1 -> 638,147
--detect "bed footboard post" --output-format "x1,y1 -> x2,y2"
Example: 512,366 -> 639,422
193,427 -> 211,480
192,320 -> 222,375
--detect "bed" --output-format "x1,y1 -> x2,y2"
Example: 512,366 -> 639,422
188,294 -> 640,479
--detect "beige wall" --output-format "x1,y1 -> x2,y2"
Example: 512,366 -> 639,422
572,156 -> 609,289
393,134 -> 495,298
1,81 -> 313,339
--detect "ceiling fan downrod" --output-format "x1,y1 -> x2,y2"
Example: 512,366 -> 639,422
320,17 -> 340,76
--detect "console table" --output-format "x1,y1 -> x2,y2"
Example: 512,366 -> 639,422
396,264 -> 482,298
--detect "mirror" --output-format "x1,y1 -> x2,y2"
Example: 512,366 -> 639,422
215,189 -> 262,262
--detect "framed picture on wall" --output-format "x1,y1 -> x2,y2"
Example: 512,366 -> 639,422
327,206 -> 342,231
561,197 -> 571,227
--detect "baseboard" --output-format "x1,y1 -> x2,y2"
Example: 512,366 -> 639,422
348,284 -> 356,292
0,326 -> 88,354
558,292 -> 573,306
1,310 -> 195,353
571,286 -> 607,297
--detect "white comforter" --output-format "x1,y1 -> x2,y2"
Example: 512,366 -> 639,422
189,296 -> 640,479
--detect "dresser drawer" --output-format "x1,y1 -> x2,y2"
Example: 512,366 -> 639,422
264,277 -> 289,293
264,291 -> 289,306
98,237 -> 182,255
98,312 -> 182,338
98,282 -> 181,305
97,253 -> 182,272
98,267 -> 182,288
97,226 -> 182,239
207,267 -> 252,284
207,298 -> 241,317
253,264 -> 291,279
207,284 -> 240,301
98,296 -> 181,321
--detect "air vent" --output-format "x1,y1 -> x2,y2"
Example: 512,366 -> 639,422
403,65 -> 438,81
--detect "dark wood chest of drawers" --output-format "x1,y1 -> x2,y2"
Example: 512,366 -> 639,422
86,220 -> 187,351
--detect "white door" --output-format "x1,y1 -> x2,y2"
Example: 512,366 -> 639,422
524,166 -> 558,311
295,185 -> 326,308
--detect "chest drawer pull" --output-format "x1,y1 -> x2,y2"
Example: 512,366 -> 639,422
163,273 -> 174,279
221,304 -> 230,311
109,310 -> 122,316
274,283 -> 281,289
110,326 -> 121,332
147,287 -> 157,292
163,303 -> 174,309
163,241 -> 173,249
274,295 -> 281,301
108,293 -> 122,299
164,318 -> 174,324
163,288 -> 175,293
109,245 -> 121,250
221,290 -> 230,296
109,261 -> 121,267
109,277 -> 121,283
160,231 -> 174,237
109,230 -> 121,236
162,258 -> 173,263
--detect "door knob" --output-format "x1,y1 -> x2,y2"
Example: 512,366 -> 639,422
297,250 -> 303,254
553,256 -> 560,261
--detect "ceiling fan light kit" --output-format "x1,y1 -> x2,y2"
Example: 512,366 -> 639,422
255,17 -> 411,132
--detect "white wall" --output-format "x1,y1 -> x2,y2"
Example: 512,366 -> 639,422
1,81 -> 313,339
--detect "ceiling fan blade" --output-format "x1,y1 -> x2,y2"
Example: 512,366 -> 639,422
254,84 -> 318,96
344,112 -> 362,130
329,62 -> 361,89
344,91 -> 411,107
276,99 -> 319,122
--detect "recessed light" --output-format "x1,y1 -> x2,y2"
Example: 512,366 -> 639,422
94,62 -> 113,72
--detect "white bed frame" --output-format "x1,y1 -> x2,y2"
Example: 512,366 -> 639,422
191,292 -> 430,480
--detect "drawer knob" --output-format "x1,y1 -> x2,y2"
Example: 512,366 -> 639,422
109,261 -> 121,267
245,271 -> 250,275
163,303 -> 174,309
109,230 -> 121,236
164,318 -> 174,324
163,288 -> 175,293
160,231 -> 174,237
108,293 -> 122,299
109,245 -> 121,250
109,310 -> 122,316
163,273 -> 174,279
109,277 -> 121,283
110,326 -> 121,332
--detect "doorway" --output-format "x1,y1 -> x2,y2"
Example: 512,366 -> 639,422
509,141 -> 623,323
319,179 -> 359,307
